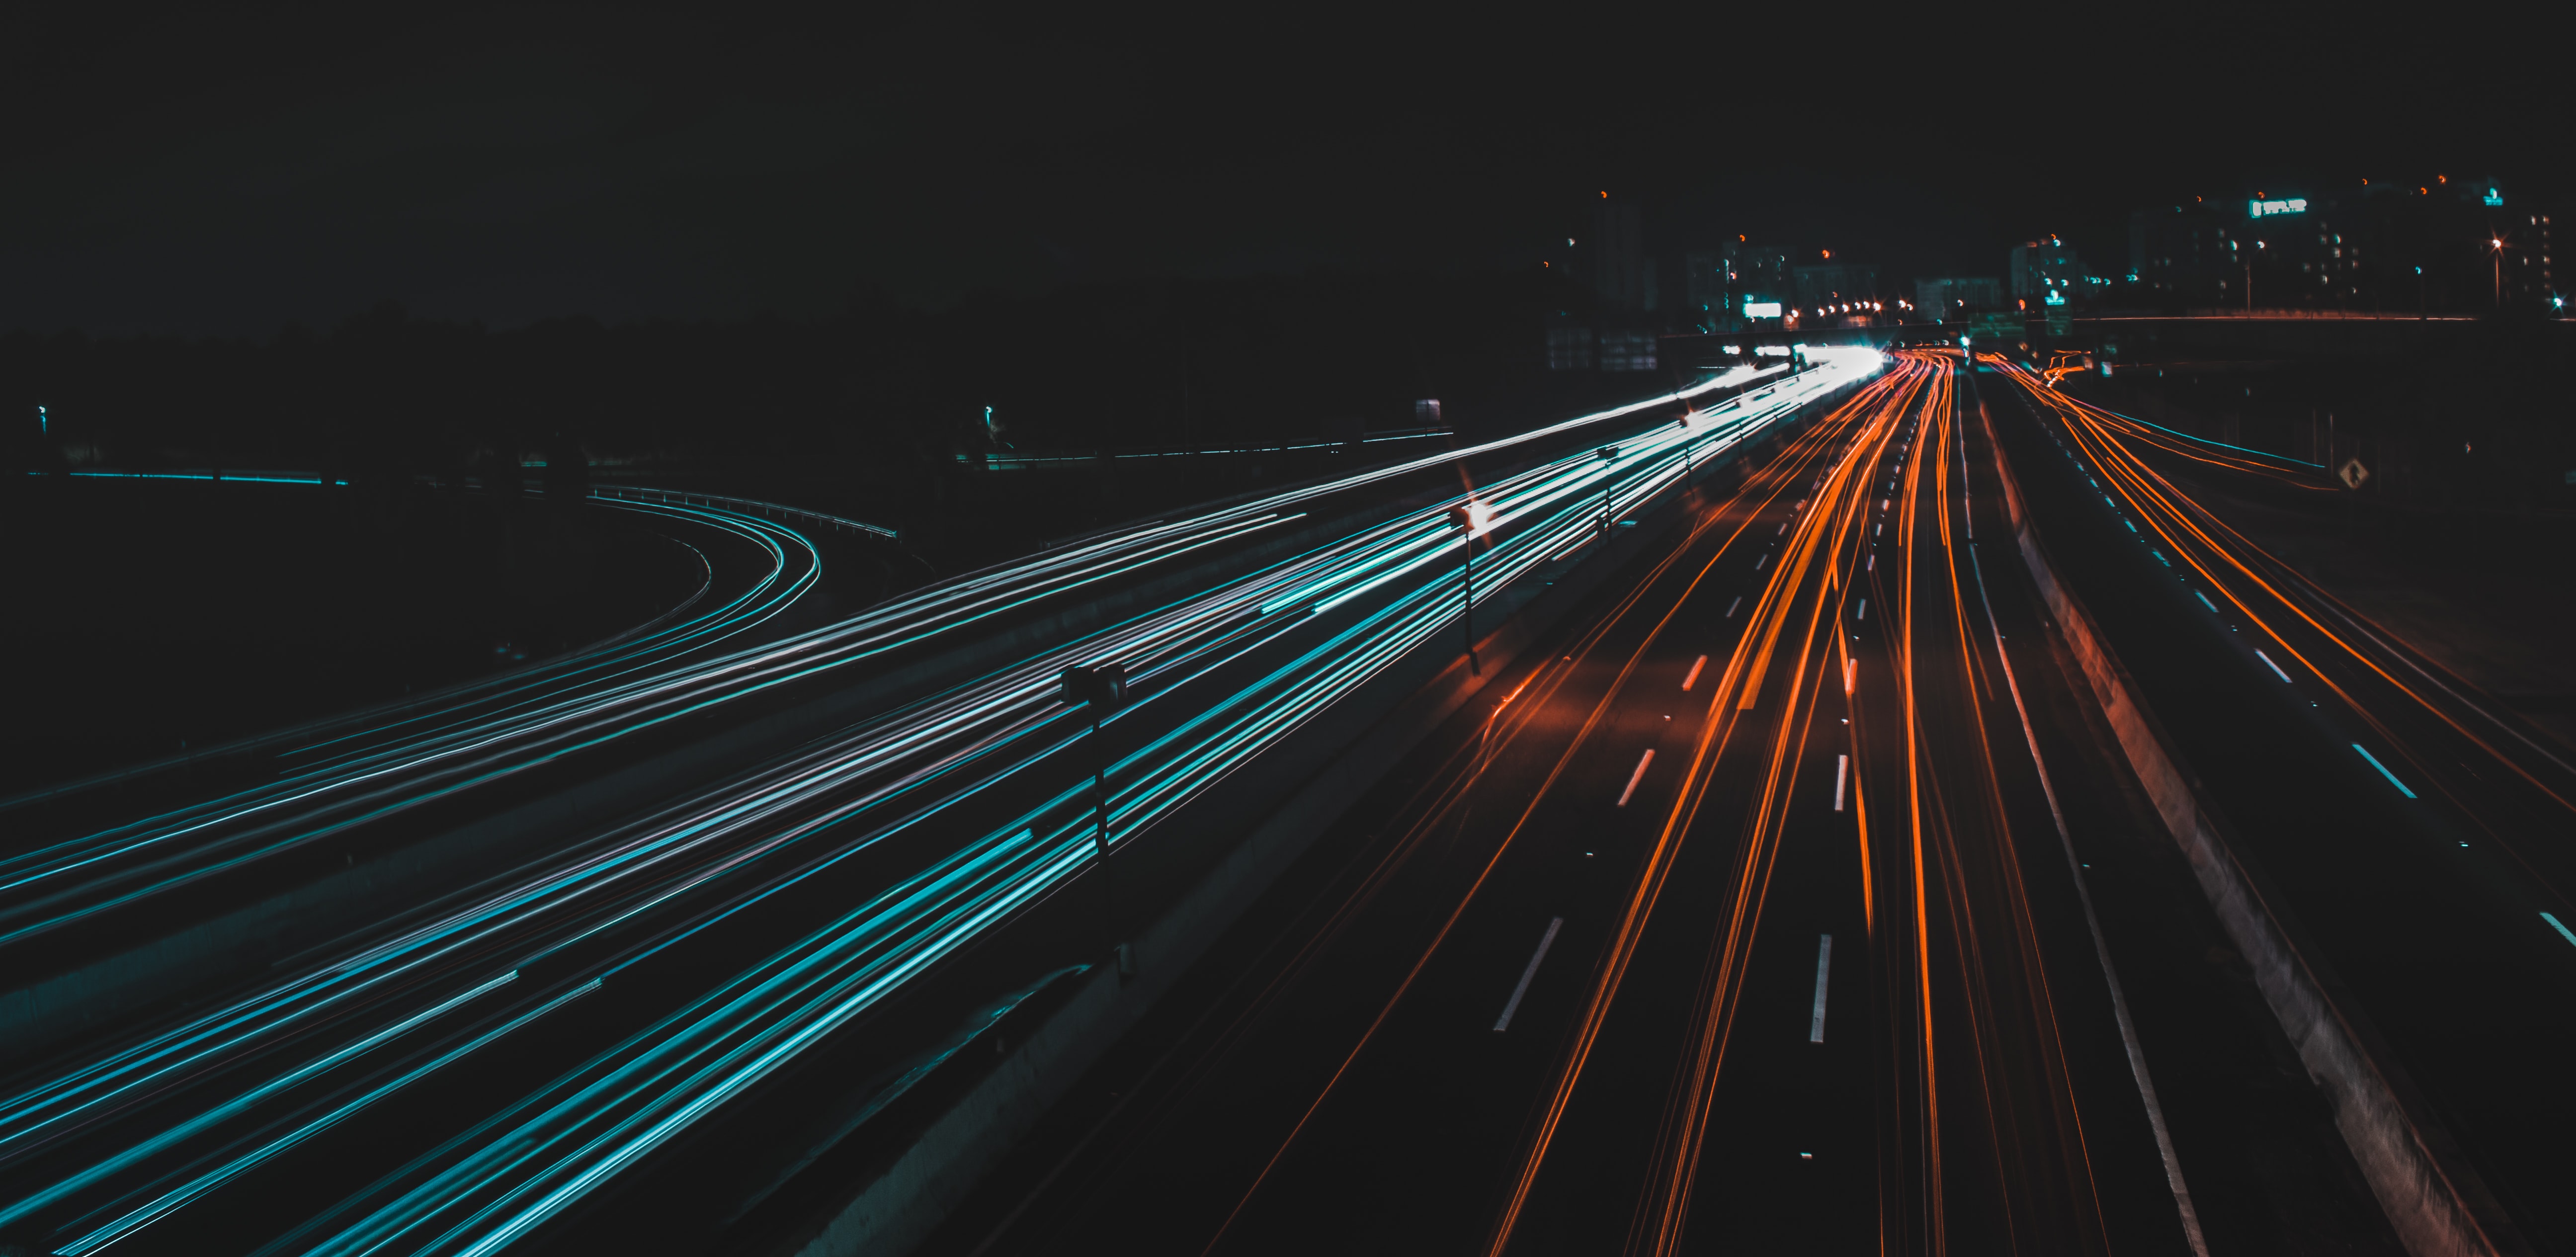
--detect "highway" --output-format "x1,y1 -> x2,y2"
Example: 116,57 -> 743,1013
934,352 -> 2221,1255
1981,361 -> 2576,1253
0,356 -> 1879,1254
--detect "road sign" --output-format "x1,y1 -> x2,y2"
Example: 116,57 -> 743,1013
2338,458 -> 2370,490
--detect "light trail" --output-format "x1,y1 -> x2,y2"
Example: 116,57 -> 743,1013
0,353 -> 1885,1255
1988,358 -> 2576,911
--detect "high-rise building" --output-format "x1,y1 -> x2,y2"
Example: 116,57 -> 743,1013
2128,202 -> 2239,305
2126,179 -> 2552,314
1588,199 -> 1646,312
2010,238 -> 2104,305
1723,239 -> 1792,323
1915,277 -> 2004,320
1683,250 -> 1726,331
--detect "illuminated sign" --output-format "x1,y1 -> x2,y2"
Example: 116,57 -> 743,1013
2044,289 -> 2066,306
2248,198 -> 2308,217
2485,187 -> 2503,206
1743,300 -> 1782,319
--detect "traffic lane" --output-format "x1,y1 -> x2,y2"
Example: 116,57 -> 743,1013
1989,387 -> 2576,1254
1626,375 -> 1917,1254
2151,490 -> 2576,917
1744,371 -> 2174,1257
950,419 -> 1851,1256
1490,372 -> 1922,1252
1948,395 -> 2204,1254
1171,405 -> 1870,1253
2043,387 -> 2576,899
1653,644 -> 1877,1255
2020,379 -> 2576,960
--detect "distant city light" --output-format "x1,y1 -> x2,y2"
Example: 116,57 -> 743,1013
2249,198 -> 2309,217
2485,187 -> 2504,206
2044,289 -> 2066,306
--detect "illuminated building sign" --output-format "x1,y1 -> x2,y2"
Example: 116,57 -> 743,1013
2485,187 -> 2504,206
2044,289 -> 2066,306
1743,300 -> 1782,318
2248,198 -> 2308,217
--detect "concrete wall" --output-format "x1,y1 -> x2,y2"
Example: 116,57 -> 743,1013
1977,396 -> 2522,1257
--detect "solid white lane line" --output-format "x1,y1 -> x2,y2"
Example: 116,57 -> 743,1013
2254,649 -> 2293,683
1833,754 -> 1848,811
1808,934 -> 1833,1042
1727,596 -> 1742,617
1965,542 -> 2211,1257
1682,655 -> 1707,691
1493,917 -> 1564,1032
2544,912 -> 2576,950
1617,750 -> 1656,807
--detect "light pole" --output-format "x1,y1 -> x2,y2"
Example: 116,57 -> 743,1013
1448,502 -> 1487,674
1058,661 -> 1134,982
2491,237 -> 2506,308
1595,445 -> 1621,539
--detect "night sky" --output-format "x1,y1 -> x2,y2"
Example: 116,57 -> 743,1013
5,4 -> 2561,336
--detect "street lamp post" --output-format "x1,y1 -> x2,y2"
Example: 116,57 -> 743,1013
1058,661 -> 1134,982
1595,445 -> 1621,539
1448,503 -> 1482,674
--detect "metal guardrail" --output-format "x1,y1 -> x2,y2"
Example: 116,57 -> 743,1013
976,427 -> 1455,473
588,483 -> 900,540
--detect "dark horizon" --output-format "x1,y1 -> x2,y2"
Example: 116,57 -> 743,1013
6,6 -> 2564,337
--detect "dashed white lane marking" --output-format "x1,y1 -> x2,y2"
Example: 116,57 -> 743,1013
1755,553 -> 1769,571
1617,749 -> 1656,807
1867,553 -> 1875,571
1857,598 -> 1868,621
1493,917 -> 1565,1032
1727,596 -> 1743,617
2195,590 -> 2219,613
1682,655 -> 1708,691
2544,912 -> 2576,950
2254,649 -> 2293,683
1808,934 -> 1834,1042
2352,744 -> 2417,799
1834,754 -> 1849,811
1843,658 -> 1856,695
